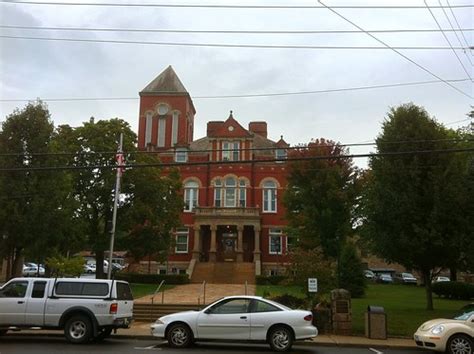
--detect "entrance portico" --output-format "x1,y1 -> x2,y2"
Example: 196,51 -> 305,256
192,207 -> 261,271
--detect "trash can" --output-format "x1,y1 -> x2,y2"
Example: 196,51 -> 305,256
365,306 -> 387,339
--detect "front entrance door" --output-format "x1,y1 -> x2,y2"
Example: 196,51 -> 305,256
221,232 -> 237,261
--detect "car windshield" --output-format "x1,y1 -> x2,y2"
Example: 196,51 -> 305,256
402,273 -> 414,277
453,305 -> 474,320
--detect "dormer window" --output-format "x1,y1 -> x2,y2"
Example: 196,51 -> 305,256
175,148 -> 188,163
222,141 -> 240,161
275,148 -> 287,161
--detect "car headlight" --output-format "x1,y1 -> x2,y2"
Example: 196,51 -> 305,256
154,319 -> 164,324
431,325 -> 445,335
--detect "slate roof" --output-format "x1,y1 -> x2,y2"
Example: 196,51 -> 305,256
141,65 -> 188,94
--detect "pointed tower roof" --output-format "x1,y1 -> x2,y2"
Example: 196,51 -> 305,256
140,65 -> 189,94
214,111 -> 252,138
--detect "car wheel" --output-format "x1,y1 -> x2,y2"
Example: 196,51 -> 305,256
94,327 -> 113,342
64,314 -> 93,344
167,323 -> 193,348
268,326 -> 293,352
447,334 -> 472,354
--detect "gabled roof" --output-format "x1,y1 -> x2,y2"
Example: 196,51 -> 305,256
213,111 -> 252,138
140,65 -> 188,94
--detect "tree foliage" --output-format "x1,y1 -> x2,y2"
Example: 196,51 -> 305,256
46,255 -> 84,277
283,139 -> 360,259
361,103 -> 474,310
337,242 -> 366,298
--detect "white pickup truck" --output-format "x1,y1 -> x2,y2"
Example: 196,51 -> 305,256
0,277 -> 134,343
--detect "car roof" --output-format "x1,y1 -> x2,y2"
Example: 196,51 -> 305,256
222,295 -> 263,300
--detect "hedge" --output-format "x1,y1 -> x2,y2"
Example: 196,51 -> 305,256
432,281 -> 474,300
256,275 -> 288,285
270,294 -> 308,309
114,273 -> 190,285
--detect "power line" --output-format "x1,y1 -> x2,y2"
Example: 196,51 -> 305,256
437,0 -> 473,65
0,34 -> 468,50
424,0 -> 473,80
2,24 -> 474,35
0,78 -> 470,103
1,0 -> 473,9
446,0 -> 474,57
1,138 -> 472,158
1,147 -> 473,172
317,0 -> 473,100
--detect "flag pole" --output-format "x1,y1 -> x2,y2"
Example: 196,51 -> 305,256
108,133 -> 123,279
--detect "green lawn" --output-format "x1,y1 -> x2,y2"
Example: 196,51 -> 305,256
256,283 -> 469,337
130,283 -> 175,299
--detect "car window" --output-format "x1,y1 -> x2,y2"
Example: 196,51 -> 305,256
56,282 -> 109,296
32,281 -> 46,298
209,299 -> 250,314
454,305 -> 474,320
251,300 -> 281,313
0,281 -> 28,298
116,282 -> 133,300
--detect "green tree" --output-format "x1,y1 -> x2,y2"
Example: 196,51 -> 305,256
46,255 -> 84,277
0,101 -> 79,277
337,242 -> 366,298
361,103 -> 473,310
283,139 -> 360,259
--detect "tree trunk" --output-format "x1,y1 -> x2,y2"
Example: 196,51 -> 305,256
12,249 -> 24,278
422,270 -> 434,310
96,250 -> 105,279
449,268 -> 457,281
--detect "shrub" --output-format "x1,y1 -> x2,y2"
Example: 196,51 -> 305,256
256,275 -> 287,285
432,281 -> 474,300
337,242 -> 367,298
114,273 -> 189,284
270,294 -> 308,309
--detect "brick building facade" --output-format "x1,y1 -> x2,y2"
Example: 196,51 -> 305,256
137,66 -> 293,282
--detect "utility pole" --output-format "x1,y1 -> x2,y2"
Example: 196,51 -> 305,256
108,133 -> 123,279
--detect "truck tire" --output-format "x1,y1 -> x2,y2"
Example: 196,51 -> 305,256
64,314 -> 93,344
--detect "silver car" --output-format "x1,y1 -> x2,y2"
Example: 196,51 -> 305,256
151,295 -> 317,352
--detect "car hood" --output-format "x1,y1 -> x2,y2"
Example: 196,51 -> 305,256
418,319 -> 461,331
159,310 -> 199,322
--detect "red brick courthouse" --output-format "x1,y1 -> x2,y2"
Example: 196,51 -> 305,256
137,66 -> 293,283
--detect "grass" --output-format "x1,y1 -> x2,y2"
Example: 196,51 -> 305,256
256,283 -> 469,337
130,283 -> 175,299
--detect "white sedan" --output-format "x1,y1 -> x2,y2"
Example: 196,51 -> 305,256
151,295 -> 318,352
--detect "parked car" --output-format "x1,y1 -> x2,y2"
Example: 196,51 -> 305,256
376,274 -> 394,284
414,303 -> 474,353
83,264 -> 96,274
0,277 -> 134,343
394,272 -> 418,285
434,276 -> 450,283
22,264 -> 45,277
364,270 -> 376,280
151,295 -> 318,352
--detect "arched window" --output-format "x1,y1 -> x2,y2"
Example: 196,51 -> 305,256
224,177 -> 236,207
239,179 -> 247,207
184,180 -> 199,212
262,180 -> 277,212
214,178 -> 222,207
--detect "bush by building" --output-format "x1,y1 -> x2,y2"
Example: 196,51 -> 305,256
432,281 -> 474,300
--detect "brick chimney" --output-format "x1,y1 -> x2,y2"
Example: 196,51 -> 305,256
248,121 -> 267,138
207,121 -> 224,137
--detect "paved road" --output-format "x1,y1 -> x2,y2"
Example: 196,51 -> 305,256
0,336 -> 427,354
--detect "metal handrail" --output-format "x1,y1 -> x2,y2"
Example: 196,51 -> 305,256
198,280 -> 206,306
151,280 -> 165,305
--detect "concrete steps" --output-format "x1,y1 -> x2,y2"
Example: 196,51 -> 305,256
191,262 -> 255,284
133,303 -> 201,322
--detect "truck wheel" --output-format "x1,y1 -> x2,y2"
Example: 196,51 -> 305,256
94,328 -> 113,342
268,326 -> 293,352
64,314 -> 93,344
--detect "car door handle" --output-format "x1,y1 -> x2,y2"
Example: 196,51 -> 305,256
240,316 -> 247,319
17,301 -> 25,304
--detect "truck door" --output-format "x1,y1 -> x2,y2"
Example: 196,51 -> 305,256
0,280 -> 29,326
25,280 -> 47,326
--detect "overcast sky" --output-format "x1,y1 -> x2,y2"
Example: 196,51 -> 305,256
0,0 -> 472,167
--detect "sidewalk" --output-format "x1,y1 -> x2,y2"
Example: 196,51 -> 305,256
11,322 -> 416,349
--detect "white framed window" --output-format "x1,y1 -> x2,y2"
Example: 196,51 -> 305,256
222,141 -> 240,161
214,179 -> 222,207
171,111 -> 179,145
175,228 -> 189,253
262,180 -> 277,212
269,228 -> 282,255
275,148 -> 287,161
224,177 -> 237,207
145,112 -> 153,145
158,268 -> 167,275
184,180 -> 199,212
175,148 -> 188,163
157,117 -> 166,147
239,179 -> 246,207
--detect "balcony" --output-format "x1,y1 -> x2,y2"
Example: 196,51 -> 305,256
194,207 -> 260,218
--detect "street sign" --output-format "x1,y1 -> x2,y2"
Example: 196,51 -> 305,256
308,278 -> 318,293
